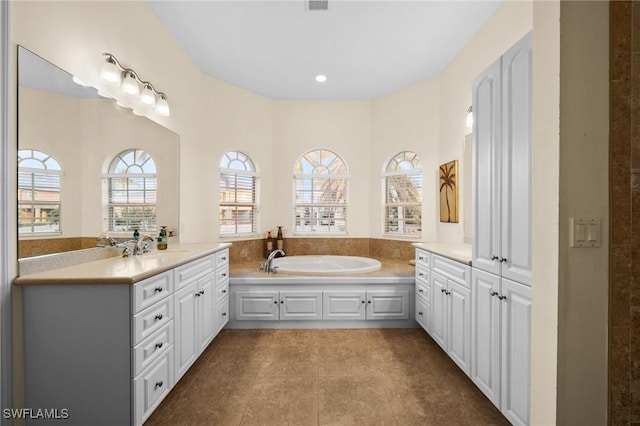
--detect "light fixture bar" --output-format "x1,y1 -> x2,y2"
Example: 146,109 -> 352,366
99,53 -> 170,116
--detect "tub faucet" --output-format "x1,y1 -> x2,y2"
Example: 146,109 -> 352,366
96,233 -> 118,247
261,249 -> 285,273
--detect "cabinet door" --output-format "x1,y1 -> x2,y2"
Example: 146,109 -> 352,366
280,292 -> 323,320
501,32 -> 532,286
235,291 -> 279,320
472,55 -> 503,277
415,293 -> 430,332
174,282 -> 198,381
430,272 -> 448,351
197,273 -> 216,352
323,292 -> 366,320
366,291 -> 409,320
501,278 -> 531,426
471,269 -> 501,407
447,280 -> 471,376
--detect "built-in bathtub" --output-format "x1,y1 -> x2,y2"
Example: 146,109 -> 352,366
272,255 -> 382,275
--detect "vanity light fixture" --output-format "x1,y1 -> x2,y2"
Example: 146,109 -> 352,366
466,105 -> 473,129
99,53 -> 170,116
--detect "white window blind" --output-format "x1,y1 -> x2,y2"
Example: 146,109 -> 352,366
383,151 -> 422,236
219,151 -> 259,236
17,149 -> 62,235
293,149 -> 348,234
104,149 -> 157,232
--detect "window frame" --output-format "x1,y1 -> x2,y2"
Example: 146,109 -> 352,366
219,151 -> 260,238
293,149 -> 349,235
382,151 -> 423,238
17,149 -> 62,237
103,149 -> 157,234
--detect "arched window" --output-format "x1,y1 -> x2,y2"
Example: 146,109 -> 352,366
219,151 -> 259,236
383,151 -> 422,236
293,149 -> 348,234
104,149 -> 157,232
18,149 -> 62,235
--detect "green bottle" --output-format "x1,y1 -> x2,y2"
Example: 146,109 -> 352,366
157,226 -> 168,250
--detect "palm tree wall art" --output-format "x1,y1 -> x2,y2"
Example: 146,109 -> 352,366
439,160 -> 459,223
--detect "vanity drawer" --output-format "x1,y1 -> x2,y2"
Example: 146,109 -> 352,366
133,271 -> 173,314
133,296 -> 174,345
416,279 -> 430,303
215,278 -> 229,302
215,249 -> 229,269
416,265 -> 429,283
415,249 -> 430,268
133,348 -> 174,426
215,295 -> 229,335
216,266 -> 229,284
132,320 -> 174,377
431,254 -> 471,288
174,255 -> 215,290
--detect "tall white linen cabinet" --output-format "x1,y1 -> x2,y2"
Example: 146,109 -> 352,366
471,31 -> 532,426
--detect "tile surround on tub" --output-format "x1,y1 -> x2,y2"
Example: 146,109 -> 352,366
228,237 -> 416,263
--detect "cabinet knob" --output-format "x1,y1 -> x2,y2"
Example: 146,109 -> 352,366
155,381 -> 163,389
222,312 -> 227,317
499,295 -> 508,301
273,300 -> 278,304
500,257 -> 507,263
418,256 -> 424,261
361,300 -> 365,304
155,342 -> 163,349
445,290 -> 452,296
195,292 -> 201,297
222,273 -> 227,277
280,300 -> 284,304
419,273 -> 424,277
418,312 -> 423,316
418,289 -> 423,293
441,288 -> 446,293
490,290 -> 499,297
154,287 -> 163,293
200,290 -> 205,295
221,257 -> 227,261
155,314 -> 163,321
491,255 -> 499,261
368,300 -> 372,304
222,289 -> 227,294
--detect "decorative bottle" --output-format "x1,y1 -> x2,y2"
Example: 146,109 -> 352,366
133,228 -> 140,242
157,226 -> 168,250
276,226 -> 284,255
266,231 -> 273,257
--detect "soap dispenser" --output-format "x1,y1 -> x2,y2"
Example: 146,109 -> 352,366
157,226 -> 168,250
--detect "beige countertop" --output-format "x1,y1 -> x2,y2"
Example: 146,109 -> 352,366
412,242 -> 472,265
14,243 -> 231,286
230,258 -> 415,284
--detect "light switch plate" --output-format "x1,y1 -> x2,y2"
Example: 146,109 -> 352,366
570,217 -> 601,248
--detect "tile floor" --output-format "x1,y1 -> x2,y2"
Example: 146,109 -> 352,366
145,328 -> 509,426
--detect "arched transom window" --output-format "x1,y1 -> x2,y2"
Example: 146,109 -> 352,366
104,149 -> 157,232
293,149 -> 348,234
383,151 -> 422,236
219,151 -> 259,236
18,149 -> 62,235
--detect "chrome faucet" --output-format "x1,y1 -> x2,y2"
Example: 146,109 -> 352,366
119,240 -> 139,257
135,235 -> 155,255
261,249 -> 285,274
96,233 -> 118,247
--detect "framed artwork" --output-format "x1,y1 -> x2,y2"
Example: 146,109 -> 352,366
439,160 -> 459,223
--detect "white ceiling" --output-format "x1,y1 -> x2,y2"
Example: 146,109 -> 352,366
148,0 -> 503,100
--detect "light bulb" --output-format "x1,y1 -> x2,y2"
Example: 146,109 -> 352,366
154,94 -> 170,116
315,74 -> 327,83
100,56 -> 121,86
139,84 -> 156,106
466,106 -> 473,129
121,71 -> 140,96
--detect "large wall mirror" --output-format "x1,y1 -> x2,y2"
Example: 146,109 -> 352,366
17,46 -> 179,259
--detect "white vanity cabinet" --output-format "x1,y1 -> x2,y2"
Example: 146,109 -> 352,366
214,250 -> 230,334
19,245 -> 230,426
471,268 -> 531,426
472,31 -> 532,286
322,291 -> 410,321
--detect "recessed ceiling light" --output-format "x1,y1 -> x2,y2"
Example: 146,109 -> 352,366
315,75 -> 327,83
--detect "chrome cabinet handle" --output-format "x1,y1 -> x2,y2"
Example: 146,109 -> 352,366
491,255 -> 498,261
490,290 -> 499,297
155,314 -> 163,321
499,295 -> 507,301
200,290 -> 205,295
154,287 -> 163,293
441,288 -> 446,293
500,257 -> 507,263
155,342 -> 163,349
155,381 -> 163,389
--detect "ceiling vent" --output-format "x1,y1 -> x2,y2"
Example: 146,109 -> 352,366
307,0 -> 328,11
